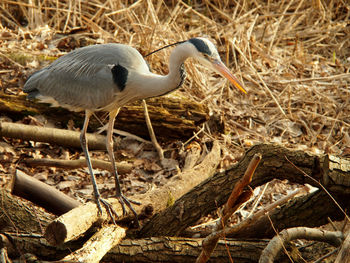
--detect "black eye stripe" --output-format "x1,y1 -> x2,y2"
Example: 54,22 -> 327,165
188,38 -> 212,56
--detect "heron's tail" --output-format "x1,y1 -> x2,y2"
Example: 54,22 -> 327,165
23,69 -> 47,99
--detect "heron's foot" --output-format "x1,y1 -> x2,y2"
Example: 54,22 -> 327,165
116,194 -> 141,228
95,196 -> 118,225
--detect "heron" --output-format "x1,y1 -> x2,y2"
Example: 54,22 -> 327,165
23,37 -> 246,224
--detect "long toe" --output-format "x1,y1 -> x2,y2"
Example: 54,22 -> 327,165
97,197 -> 118,225
95,197 -> 104,216
118,194 -> 140,227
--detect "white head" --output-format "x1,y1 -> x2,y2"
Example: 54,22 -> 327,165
185,37 -> 246,94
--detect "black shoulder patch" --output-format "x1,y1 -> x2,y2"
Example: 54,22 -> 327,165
111,64 -> 128,91
188,38 -> 212,55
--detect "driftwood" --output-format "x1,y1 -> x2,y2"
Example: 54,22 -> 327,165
0,92 -> 209,140
140,143 -> 350,237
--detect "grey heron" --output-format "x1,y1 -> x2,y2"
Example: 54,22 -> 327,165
23,37 -> 246,224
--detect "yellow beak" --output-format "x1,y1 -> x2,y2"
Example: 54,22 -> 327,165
212,60 -> 247,94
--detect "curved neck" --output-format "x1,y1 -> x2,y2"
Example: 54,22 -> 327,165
134,43 -> 194,99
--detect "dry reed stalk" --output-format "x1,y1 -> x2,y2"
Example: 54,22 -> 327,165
0,0 -> 349,158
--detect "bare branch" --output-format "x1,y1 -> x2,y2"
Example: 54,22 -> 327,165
259,227 -> 343,263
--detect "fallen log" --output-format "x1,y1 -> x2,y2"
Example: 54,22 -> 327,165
44,198 -> 120,246
63,225 -> 126,263
22,157 -> 133,174
1,189 -> 273,262
0,122 -> 107,150
1,229 -> 270,263
44,141 -> 220,246
139,143 -> 350,237
11,170 -> 81,216
0,92 -> 209,140
2,143 -> 350,261
0,189 -> 53,233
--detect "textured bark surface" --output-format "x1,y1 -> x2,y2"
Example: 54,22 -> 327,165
0,92 -> 208,140
140,144 -> 350,237
228,190 -> 347,239
0,189 -> 53,234
2,231 -> 269,263
335,231 -> 350,263
107,237 -> 268,263
64,225 -> 126,263
1,144 -> 349,262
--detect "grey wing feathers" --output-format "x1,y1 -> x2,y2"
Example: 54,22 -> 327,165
23,43 -> 150,111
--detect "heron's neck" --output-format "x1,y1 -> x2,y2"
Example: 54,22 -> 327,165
139,43 -> 192,99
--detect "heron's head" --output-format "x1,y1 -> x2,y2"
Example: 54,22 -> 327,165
187,37 -> 246,94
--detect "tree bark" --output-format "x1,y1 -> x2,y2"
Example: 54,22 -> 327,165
140,144 -> 350,237
2,230 -> 269,263
227,190 -> 348,239
0,189 -> 53,234
0,92 -> 208,140
63,225 -> 126,263
2,144 -> 350,261
335,231 -> 350,263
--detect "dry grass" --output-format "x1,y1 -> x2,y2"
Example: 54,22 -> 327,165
1,0 -> 350,159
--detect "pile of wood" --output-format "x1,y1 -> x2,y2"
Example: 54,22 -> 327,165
1,143 -> 350,262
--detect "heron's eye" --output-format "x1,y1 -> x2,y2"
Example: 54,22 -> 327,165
202,53 -> 212,61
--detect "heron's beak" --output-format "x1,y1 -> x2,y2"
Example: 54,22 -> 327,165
212,60 -> 247,94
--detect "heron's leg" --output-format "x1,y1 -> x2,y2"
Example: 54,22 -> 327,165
106,108 -> 140,224
80,110 -> 116,223
142,99 -> 164,160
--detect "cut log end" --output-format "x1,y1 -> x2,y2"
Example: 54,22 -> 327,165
45,221 -> 68,246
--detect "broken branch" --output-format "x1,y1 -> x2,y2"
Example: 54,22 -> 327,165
63,224 -> 126,263
11,170 -> 81,216
22,157 -> 133,174
196,153 -> 261,263
0,122 -> 107,150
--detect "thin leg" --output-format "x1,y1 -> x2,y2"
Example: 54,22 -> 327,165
80,110 -> 116,223
142,99 -> 164,160
107,108 -> 140,225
